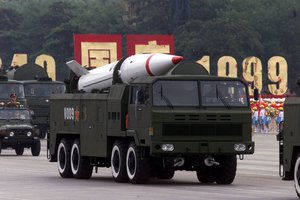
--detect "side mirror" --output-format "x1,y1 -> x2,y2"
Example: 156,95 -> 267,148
253,88 -> 259,101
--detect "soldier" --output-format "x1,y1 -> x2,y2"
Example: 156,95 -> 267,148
6,93 -> 21,108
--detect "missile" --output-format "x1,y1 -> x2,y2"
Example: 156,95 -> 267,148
66,53 -> 183,92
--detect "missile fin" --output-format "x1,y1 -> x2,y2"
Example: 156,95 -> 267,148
66,60 -> 89,76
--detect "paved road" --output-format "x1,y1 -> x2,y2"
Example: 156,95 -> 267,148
0,133 -> 297,200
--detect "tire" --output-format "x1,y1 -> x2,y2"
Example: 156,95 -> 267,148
111,140 -> 129,182
196,166 -> 215,183
57,138 -> 73,178
126,142 -> 150,184
214,155 -> 237,184
0,140 -> 2,155
15,146 -> 24,155
294,154 -> 300,198
70,139 -> 93,179
39,130 -> 47,139
157,169 -> 175,180
31,140 -> 41,156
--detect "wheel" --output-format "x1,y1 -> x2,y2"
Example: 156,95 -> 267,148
38,129 -> 47,139
70,139 -> 93,179
15,146 -> 24,155
294,154 -> 300,198
0,140 -> 2,155
126,142 -> 150,184
57,138 -> 73,178
157,169 -> 175,180
214,155 -> 237,184
31,140 -> 41,156
196,166 -> 215,183
111,140 -> 129,182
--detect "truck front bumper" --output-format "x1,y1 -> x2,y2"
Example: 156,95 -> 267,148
1,136 -> 39,147
151,141 -> 254,155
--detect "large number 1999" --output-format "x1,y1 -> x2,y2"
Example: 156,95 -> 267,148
197,56 -> 288,96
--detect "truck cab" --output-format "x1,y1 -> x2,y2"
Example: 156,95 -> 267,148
22,78 -> 66,138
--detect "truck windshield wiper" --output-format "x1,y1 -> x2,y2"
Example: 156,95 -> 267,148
216,85 -> 231,109
160,85 -> 173,109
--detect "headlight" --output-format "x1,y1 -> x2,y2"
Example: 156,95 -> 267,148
234,143 -> 246,152
9,132 -> 14,137
27,132 -> 32,137
162,144 -> 174,152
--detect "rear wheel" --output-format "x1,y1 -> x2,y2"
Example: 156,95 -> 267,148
214,155 -> 237,184
126,142 -> 150,184
15,146 -> 24,155
31,140 -> 41,156
111,140 -> 129,182
294,154 -> 300,198
70,139 -> 93,179
57,138 -> 73,178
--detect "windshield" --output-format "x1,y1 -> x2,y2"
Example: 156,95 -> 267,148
153,80 -> 199,107
0,83 -> 25,99
24,83 -> 66,97
0,109 -> 31,120
201,81 -> 248,107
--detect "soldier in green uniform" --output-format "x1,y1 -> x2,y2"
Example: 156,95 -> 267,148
6,93 -> 21,108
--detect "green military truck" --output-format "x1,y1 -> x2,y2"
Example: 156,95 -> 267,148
277,97 -> 300,198
48,74 -> 254,184
22,78 -> 66,138
0,107 -> 40,156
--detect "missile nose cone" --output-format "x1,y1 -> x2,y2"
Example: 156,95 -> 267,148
172,56 -> 184,64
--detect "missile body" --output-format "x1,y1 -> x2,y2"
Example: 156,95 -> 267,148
66,53 -> 183,92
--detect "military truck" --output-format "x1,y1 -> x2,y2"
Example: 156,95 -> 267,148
0,107 -> 40,156
0,76 -> 26,106
22,78 -> 66,139
48,74 -> 254,184
277,97 -> 300,198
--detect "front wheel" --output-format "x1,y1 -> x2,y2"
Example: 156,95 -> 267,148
196,166 -> 215,183
70,139 -> 93,179
31,140 -> 41,156
15,146 -> 24,155
157,169 -> 175,180
214,155 -> 237,184
294,154 -> 300,198
126,142 -> 150,184
0,140 -> 2,154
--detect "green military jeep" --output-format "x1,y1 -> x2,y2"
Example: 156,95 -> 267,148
0,107 -> 41,156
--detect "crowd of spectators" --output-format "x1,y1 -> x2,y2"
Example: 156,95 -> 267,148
251,98 -> 285,133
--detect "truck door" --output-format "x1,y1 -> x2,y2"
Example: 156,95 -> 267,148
128,85 -> 151,128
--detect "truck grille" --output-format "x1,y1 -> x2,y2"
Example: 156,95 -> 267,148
11,129 -> 31,137
163,124 -> 242,137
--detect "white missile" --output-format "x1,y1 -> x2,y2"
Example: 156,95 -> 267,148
66,53 -> 183,92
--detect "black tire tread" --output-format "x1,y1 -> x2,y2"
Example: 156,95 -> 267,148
214,155 -> 237,185
15,146 -> 24,155
196,166 -> 215,183
31,140 -> 41,156
157,169 -> 175,180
